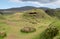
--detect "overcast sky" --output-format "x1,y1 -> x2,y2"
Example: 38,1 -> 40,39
0,0 -> 60,9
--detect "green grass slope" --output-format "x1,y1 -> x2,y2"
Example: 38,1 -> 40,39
0,9 -> 58,39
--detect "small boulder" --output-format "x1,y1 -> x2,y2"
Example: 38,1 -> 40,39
21,27 -> 36,33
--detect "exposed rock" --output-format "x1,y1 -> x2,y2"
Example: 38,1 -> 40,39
21,27 -> 36,33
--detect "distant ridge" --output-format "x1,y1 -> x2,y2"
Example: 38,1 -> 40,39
0,6 -> 37,12
0,6 -> 59,14
0,6 -> 51,12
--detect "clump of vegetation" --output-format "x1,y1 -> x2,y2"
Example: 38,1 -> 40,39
0,31 -> 7,38
40,26 -> 59,39
0,12 -> 4,15
45,9 -> 55,16
55,10 -> 60,19
21,27 -> 36,33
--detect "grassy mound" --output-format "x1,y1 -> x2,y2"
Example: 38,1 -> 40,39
22,9 -> 52,24
23,9 -> 51,19
40,26 -> 59,39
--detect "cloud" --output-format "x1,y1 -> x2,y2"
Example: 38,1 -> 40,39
43,0 -> 60,7
22,0 -> 57,3
9,0 -> 57,3
9,0 -> 21,3
9,0 -> 60,8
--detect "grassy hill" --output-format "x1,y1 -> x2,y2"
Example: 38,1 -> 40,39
0,9 -> 59,39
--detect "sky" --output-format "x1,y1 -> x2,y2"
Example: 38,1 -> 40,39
0,0 -> 60,9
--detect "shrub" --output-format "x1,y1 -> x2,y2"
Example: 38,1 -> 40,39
45,9 -> 55,16
21,27 -> 36,33
40,26 -> 59,39
0,31 -> 7,38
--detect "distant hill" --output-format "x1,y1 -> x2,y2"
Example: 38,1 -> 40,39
0,6 -> 51,14
0,6 -> 37,12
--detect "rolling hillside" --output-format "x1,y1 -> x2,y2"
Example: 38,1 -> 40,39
0,9 -> 53,39
0,9 -> 60,39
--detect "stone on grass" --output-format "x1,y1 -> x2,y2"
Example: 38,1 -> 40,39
21,27 -> 36,33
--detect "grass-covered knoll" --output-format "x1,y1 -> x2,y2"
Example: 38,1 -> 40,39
22,9 -> 52,24
0,9 -> 59,39
23,9 -> 51,19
